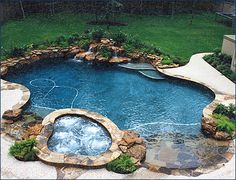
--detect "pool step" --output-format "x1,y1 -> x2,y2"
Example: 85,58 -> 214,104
118,62 -> 156,70
139,70 -> 165,80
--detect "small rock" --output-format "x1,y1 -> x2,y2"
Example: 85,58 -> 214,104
89,43 -> 98,51
127,144 -> 146,162
84,53 -> 96,61
109,57 -> 131,63
147,164 -> 159,172
27,124 -> 43,137
117,140 -> 128,146
101,38 -> 110,44
123,136 -> 136,146
96,55 -> 108,62
224,152 -> 234,161
158,167 -> 172,175
214,131 -> 232,140
1,66 -> 8,76
119,145 -> 128,153
1,119 -> 14,124
30,55 -> 40,62
2,109 -> 22,120
75,52 -> 87,59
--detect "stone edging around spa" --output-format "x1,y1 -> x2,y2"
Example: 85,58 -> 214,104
36,108 -> 124,167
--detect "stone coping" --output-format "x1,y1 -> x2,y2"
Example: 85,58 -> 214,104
36,108 -> 124,167
1,79 -> 30,116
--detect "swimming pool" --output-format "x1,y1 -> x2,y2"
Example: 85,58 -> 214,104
5,58 -> 214,138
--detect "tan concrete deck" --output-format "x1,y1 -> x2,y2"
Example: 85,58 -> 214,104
158,53 -> 235,96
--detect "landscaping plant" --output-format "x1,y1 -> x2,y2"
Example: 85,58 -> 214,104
98,46 -> 112,58
161,55 -> 173,65
91,29 -> 104,42
110,32 -> 127,46
9,138 -> 38,161
203,50 -> 235,83
213,103 -> 235,120
106,154 -> 137,174
78,39 -> 90,51
212,114 -> 235,135
9,46 -> 27,57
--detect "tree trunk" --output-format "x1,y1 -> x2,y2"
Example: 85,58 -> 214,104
171,0 -> 175,19
190,0 -> 196,25
19,0 -> 25,19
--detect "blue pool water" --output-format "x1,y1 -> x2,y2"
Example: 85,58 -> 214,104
48,115 -> 112,156
5,59 -> 214,137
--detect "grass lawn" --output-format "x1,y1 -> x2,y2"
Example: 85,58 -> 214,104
1,12 -> 233,60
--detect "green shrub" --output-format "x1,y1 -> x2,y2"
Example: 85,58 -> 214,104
212,114 -> 235,134
228,104 -> 236,119
213,103 -> 235,120
78,39 -> 90,50
111,32 -> 127,45
9,47 -> 27,57
172,56 -> 187,66
213,48 -> 221,55
9,138 -> 38,161
213,104 -> 229,116
54,35 -> 67,46
161,55 -> 173,65
106,154 -> 137,174
123,43 -> 135,54
91,29 -> 104,42
141,46 -> 156,54
42,39 -> 54,47
131,39 -> 145,49
99,46 -> 112,58
67,33 -> 80,45
203,52 -> 235,82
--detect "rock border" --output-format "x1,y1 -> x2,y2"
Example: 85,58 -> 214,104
36,108 -> 124,167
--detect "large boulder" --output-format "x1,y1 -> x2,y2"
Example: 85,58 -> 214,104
213,131 -> 233,140
76,52 -> 87,59
201,117 -> 217,135
84,53 -> 97,61
127,144 -> 146,161
201,117 -> 235,140
101,38 -> 111,45
1,66 -> 8,76
96,55 -> 108,62
109,57 -> 131,63
2,109 -> 22,121
26,123 -> 43,138
118,130 -> 146,165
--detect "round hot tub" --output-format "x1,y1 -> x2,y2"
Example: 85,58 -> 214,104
36,108 -> 124,166
48,115 -> 112,156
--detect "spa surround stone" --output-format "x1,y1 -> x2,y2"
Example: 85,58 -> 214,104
36,108 -> 124,167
